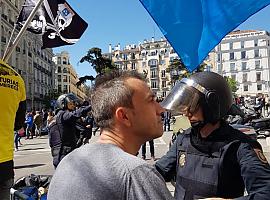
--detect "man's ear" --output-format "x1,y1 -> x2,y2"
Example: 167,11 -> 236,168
115,107 -> 131,127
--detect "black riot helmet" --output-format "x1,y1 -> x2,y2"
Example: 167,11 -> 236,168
55,93 -> 81,110
161,71 -> 233,124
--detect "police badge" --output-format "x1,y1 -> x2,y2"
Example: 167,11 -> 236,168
179,153 -> 186,167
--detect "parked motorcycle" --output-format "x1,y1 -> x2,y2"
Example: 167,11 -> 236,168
227,104 -> 270,138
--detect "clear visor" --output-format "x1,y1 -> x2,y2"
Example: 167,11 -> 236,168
160,82 -> 201,114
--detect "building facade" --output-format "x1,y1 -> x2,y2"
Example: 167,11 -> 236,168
0,0 -> 56,111
105,37 -> 182,98
53,51 -> 87,100
213,30 -> 270,97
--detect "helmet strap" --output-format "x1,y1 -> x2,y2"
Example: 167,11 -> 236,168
190,121 -> 207,132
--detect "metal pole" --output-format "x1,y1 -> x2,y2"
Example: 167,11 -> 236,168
2,0 -> 45,62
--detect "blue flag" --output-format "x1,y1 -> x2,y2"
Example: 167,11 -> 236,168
139,0 -> 270,71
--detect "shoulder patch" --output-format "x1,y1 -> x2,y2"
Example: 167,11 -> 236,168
253,149 -> 269,164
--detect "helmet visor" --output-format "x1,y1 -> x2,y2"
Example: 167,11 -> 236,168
66,94 -> 82,107
160,82 -> 201,114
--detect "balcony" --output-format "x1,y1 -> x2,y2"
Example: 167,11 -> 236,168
1,36 -> 6,43
1,14 -> 7,21
16,46 -> 21,52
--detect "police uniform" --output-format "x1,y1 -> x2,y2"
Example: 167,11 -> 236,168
0,60 -> 26,199
155,122 -> 270,199
49,105 -> 91,168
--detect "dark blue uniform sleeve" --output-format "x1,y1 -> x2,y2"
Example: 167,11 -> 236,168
155,134 -> 184,182
236,143 -> 270,200
62,106 -> 91,122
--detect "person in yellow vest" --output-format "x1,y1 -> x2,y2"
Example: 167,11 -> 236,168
0,60 -> 26,200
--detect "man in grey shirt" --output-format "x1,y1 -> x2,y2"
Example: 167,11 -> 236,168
48,70 -> 174,200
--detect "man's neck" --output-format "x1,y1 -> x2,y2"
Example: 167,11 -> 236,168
98,129 -> 142,155
200,121 -> 221,138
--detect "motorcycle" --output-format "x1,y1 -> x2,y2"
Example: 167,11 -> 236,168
227,104 -> 270,138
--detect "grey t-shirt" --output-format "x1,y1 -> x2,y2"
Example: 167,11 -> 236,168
48,143 -> 174,200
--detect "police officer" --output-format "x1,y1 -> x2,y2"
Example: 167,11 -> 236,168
155,72 -> 270,200
49,93 -> 91,168
0,60 -> 26,200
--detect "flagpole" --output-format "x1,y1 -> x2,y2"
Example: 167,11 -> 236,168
2,0 -> 45,62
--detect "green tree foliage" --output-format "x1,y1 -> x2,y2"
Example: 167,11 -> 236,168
43,89 -> 62,108
225,76 -> 238,95
77,47 -> 117,86
166,58 -> 206,85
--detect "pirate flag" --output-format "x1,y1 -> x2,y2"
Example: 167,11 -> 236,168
17,0 -> 88,49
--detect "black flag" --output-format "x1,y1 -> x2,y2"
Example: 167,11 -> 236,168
17,0 -> 88,49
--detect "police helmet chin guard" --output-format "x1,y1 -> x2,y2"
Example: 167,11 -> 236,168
161,72 -> 233,124
56,93 -> 81,110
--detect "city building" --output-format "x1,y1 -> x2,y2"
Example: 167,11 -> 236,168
0,0 -> 56,111
104,37 -> 181,98
213,30 -> 270,97
53,51 -> 88,100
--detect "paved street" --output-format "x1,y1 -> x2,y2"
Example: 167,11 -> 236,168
14,131 -> 270,195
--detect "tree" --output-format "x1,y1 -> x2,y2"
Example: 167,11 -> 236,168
77,47 -> 117,86
43,89 -> 62,109
225,76 -> 239,95
166,58 -> 206,85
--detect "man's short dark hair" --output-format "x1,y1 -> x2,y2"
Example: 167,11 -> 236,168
90,70 -> 145,129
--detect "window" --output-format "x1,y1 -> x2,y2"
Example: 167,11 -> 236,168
63,68 -> 67,73
244,85 -> 248,91
229,43 -> 233,50
142,62 -> 146,67
57,57 -> 61,64
131,63 -> 136,70
151,70 -> 157,78
162,91 -> 167,97
231,74 -> 236,80
63,85 -> 68,93
131,53 -> 135,59
230,63 -> 235,71
230,52 -> 234,60
217,64 -> 222,73
161,70 -> 166,78
217,54 -> 221,62
57,66 -> 61,73
256,72 -> 261,81
162,81 -> 166,88
257,84 -> 262,91
151,81 -> 158,89
150,51 -> 156,56
254,49 -> 259,58
148,59 -> 158,66
254,39 -> 258,47
242,62 -> 247,70
241,41 -> 245,48
63,75 -> 68,82
123,64 -> 127,70
63,57 -> 67,64
241,51 -> 246,59
242,73 -> 247,82
255,60 -> 261,69
123,54 -> 127,60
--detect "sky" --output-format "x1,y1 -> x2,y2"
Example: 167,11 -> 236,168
54,1 -> 270,79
